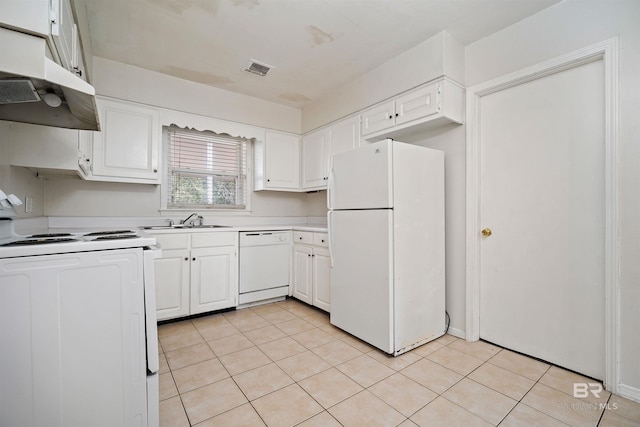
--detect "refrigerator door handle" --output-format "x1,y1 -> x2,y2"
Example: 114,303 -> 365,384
327,210 -> 334,268
327,162 -> 335,210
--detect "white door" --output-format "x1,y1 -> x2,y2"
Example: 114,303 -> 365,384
328,140 -> 393,210
479,59 -> 605,379
329,209 -> 393,353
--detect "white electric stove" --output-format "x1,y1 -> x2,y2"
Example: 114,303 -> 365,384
0,221 -> 157,258
0,209 -> 159,426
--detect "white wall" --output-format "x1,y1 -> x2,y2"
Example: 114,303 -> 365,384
41,57 -> 323,221
302,31 -> 465,133
0,121 -> 45,218
93,57 -> 301,134
302,30 -> 469,338
465,0 -> 640,396
43,177 -> 325,219
302,0 -> 639,396
401,125 -> 467,338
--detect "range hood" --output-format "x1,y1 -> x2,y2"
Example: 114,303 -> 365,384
0,27 -> 99,131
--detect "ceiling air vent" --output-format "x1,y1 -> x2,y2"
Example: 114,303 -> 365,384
245,59 -> 273,77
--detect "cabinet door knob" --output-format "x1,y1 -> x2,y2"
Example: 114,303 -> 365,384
192,257 -> 196,261
184,257 -> 188,261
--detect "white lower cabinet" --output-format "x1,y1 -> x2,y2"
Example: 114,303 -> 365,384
154,246 -> 190,320
293,245 -> 313,304
292,231 -> 331,312
190,245 -> 237,315
152,231 -> 238,321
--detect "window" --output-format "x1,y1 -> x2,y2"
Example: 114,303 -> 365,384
166,126 -> 248,209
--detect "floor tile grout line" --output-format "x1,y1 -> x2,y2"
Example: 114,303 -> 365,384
233,302 -> 352,426
439,339 -> 587,427
479,363 -> 549,427
160,300 -> 631,426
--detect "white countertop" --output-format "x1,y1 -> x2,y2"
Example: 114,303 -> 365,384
142,224 -> 328,234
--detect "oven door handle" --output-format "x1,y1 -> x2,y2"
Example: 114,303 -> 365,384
143,248 -> 159,374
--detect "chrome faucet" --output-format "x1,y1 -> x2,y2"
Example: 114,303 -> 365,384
181,213 -> 203,227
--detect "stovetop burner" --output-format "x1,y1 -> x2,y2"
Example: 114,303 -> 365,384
0,222 -> 155,258
84,230 -> 133,236
29,233 -> 73,238
93,234 -> 137,241
1,238 -> 77,246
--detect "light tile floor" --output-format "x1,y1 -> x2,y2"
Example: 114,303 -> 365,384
158,299 -> 640,427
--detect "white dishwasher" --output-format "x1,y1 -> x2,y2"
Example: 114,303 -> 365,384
239,230 -> 291,305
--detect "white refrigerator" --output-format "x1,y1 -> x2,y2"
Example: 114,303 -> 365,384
328,139 -> 445,356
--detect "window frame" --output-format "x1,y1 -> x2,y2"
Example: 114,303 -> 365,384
160,125 -> 253,213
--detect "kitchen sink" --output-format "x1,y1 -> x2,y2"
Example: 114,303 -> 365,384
140,225 -> 231,230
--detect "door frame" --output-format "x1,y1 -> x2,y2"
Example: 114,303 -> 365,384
465,38 -> 619,391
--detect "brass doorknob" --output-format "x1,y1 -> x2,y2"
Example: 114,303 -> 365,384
481,228 -> 492,237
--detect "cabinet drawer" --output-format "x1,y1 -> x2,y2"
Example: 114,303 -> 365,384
313,233 -> 329,247
153,233 -> 189,250
293,231 -> 313,245
191,232 -> 237,248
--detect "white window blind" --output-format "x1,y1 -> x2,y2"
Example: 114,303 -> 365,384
166,126 -> 248,209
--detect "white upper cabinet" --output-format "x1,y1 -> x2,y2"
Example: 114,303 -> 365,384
301,114 -> 361,191
89,97 -> 161,184
301,129 -> 330,191
50,0 -> 75,71
329,114 -> 361,156
361,100 -> 396,136
395,83 -> 441,126
0,0 -> 51,36
9,122 -> 90,178
254,130 -> 301,191
361,77 -> 464,141
0,0 -> 84,77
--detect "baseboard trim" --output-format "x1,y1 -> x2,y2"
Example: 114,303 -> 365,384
447,326 -> 465,339
617,384 -> 640,403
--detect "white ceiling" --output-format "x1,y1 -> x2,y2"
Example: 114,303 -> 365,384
76,0 -> 561,108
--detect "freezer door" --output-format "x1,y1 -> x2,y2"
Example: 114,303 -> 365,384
329,209 -> 393,353
328,139 -> 393,210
